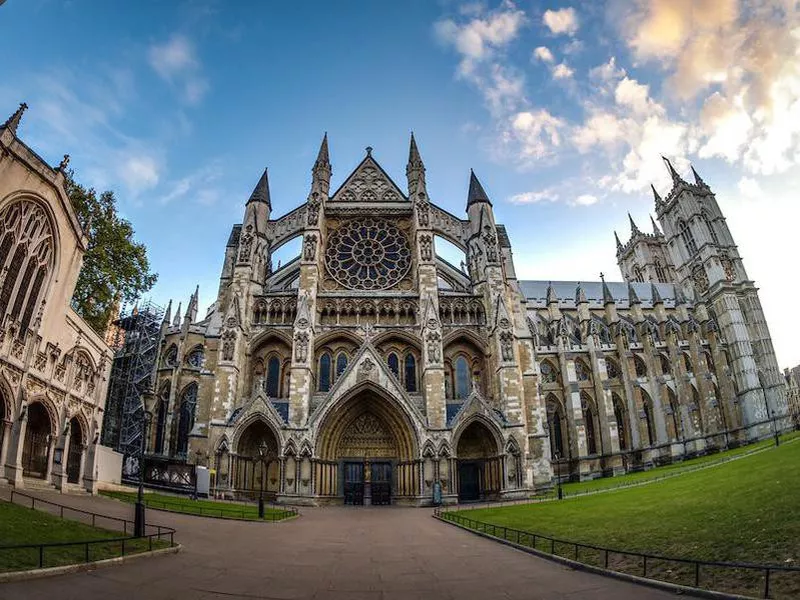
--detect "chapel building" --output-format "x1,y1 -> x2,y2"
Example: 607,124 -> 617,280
147,135 -> 787,505
0,105 -> 112,493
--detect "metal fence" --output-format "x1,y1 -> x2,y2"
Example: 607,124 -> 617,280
107,492 -> 298,521
434,509 -> 800,599
0,490 -> 176,573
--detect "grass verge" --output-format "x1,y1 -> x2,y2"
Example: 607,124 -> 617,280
0,500 -> 170,573
101,491 -> 295,521
455,439 -> 800,598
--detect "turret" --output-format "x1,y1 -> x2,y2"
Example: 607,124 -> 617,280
173,302 -> 182,328
185,286 -> 199,325
600,272 -> 618,323
614,231 -> 623,254
243,168 -> 271,234
575,282 -> 589,322
1,102 -> 27,136
546,281 -> 560,321
628,282 -> 643,323
406,132 -> 426,198
650,282 -> 666,322
662,156 -> 686,187
628,213 -> 641,235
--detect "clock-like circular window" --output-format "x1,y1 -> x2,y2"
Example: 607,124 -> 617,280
325,218 -> 411,290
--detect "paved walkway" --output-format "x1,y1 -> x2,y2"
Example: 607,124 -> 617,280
0,491 -> 689,600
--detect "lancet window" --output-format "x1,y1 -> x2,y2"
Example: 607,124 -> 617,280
678,218 -> 697,255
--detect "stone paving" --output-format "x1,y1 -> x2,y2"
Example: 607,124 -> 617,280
0,491 -> 690,600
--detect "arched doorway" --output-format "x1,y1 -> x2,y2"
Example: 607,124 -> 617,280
316,388 -> 419,505
22,402 -> 52,479
233,419 -> 280,500
66,417 -> 83,484
455,420 -> 502,502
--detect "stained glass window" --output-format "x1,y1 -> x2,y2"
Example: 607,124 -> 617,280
404,354 -> 417,393
266,357 -> 281,397
318,353 -> 331,392
336,353 -> 348,378
387,353 -> 399,378
455,356 -> 470,399
325,218 -> 411,290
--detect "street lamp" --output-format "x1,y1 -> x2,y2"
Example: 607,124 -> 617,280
554,452 -> 563,500
771,410 -> 780,447
257,440 -> 269,519
134,393 -> 154,538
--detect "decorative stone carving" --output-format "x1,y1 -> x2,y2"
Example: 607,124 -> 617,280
425,331 -> 441,364
483,226 -> 499,263
221,330 -> 236,361
238,225 -> 253,262
303,234 -> 317,261
294,331 -> 309,363
500,331 -> 515,361
416,193 -> 430,227
307,192 -> 321,226
692,265 -> 709,294
419,234 -> 432,261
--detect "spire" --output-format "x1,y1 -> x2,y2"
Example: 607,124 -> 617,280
662,156 -> 685,186
651,282 -> 663,305
650,214 -> 661,235
614,231 -> 623,253
690,165 -> 708,188
185,285 -> 199,323
162,299 -> 172,325
628,213 -> 641,235
651,183 -> 663,207
314,132 -> 330,170
467,169 -> 492,207
575,282 -> 587,304
173,302 -> 182,327
546,281 -> 557,305
248,168 -> 271,207
628,281 -> 641,305
408,132 -> 422,167
600,272 -> 614,305
1,102 -> 28,136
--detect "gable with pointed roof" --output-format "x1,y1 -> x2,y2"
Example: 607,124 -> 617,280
330,151 -> 407,203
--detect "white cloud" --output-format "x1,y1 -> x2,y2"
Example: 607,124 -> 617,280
572,194 -> 598,206
120,155 -> 160,192
614,77 -> 658,116
148,34 -> 208,105
508,188 -> 559,204
572,112 -> 625,152
543,7 -> 578,36
533,46 -> 554,63
510,109 -> 565,159
590,57 -> 625,84
158,161 -> 223,205
552,63 -> 574,79
737,176 -> 763,198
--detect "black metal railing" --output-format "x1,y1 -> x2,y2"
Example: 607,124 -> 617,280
0,490 -> 177,573
105,492 -> 297,521
434,509 -> 800,599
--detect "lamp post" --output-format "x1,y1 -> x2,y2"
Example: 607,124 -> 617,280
257,441 -> 268,519
554,452 -> 563,500
771,410 -> 780,447
134,393 -> 154,538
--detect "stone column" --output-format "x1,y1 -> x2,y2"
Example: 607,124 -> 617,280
5,410 -> 28,487
0,419 -> 11,480
54,425 -> 71,492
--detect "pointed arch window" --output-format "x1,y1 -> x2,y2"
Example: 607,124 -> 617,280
654,259 -> 667,282
318,353 -> 332,392
266,356 -> 281,397
634,355 -> 647,378
387,353 -> 399,378
0,200 -> 54,334
606,359 -> 620,380
582,394 -> 598,455
683,353 -> 693,374
660,354 -> 672,375
702,212 -> 719,245
335,352 -> 348,379
404,353 -> 417,393
642,394 -> 655,446
547,396 -> 567,459
154,383 -> 170,455
678,218 -> 697,255
633,266 -> 644,283
540,360 -> 558,384
176,383 -> 198,458
575,359 -> 591,382
454,356 -> 470,399
612,393 -> 627,450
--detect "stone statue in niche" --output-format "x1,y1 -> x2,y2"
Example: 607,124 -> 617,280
307,193 -> 320,226
483,226 -> 498,263
416,193 -> 430,227
294,331 -> 309,362
426,331 -> 441,364
500,331 -> 514,361
420,234 -> 432,261
221,331 -> 236,361
303,234 -> 317,261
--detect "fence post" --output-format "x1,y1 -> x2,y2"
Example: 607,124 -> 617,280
694,562 -> 700,587
39,545 -> 43,568
121,538 -> 125,556
604,549 -> 609,569
85,542 -> 90,563
763,568 -> 770,599
551,539 -> 555,554
643,555 -> 647,577
149,535 -> 153,551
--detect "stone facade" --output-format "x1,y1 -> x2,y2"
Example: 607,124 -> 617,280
0,105 -> 112,493
146,136 -> 786,505
784,366 -> 800,428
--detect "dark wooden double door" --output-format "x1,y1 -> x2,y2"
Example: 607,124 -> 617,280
343,461 -> 392,505
458,461 -> 482,502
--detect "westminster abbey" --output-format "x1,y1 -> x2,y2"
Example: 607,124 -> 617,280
143,135 -> 786,505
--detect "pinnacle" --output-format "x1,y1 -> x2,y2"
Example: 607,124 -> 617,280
1,102 -> 28,135
628,212 -> 641,234
615,230 -> 623,252
662,156 -> 685,185
467,169 -> 492,207
651,183 -> 662,204
316,132 -> 329,165
628,281 -> 641,304
408,132 -> 423,166
650,214 -> 661,235
690,165 -> 707,187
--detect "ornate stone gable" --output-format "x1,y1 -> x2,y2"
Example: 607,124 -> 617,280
330,153 -> 407,203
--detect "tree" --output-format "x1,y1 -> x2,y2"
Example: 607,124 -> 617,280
66,172 -> 157,334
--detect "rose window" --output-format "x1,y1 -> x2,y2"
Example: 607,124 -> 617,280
325,218 -> 411,290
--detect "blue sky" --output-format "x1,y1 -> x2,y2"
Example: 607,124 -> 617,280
2,0 -> 798,367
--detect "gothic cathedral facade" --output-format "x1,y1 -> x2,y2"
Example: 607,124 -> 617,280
151,136 -> 786,505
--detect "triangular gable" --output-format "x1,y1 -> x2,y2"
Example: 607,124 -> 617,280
448,389 -> 507,431
308,340 -> 427,430
330,154 -> 408,203
229,393 -> 286,435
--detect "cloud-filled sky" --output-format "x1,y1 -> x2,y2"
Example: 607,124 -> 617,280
1,0 -> 798,368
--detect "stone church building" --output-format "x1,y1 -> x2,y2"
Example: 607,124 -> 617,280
0,105 -> 112,492
148,135 -> 786,505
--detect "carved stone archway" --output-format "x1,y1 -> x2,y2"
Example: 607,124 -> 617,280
232,418 -> 281,499
315,385 -> 419,504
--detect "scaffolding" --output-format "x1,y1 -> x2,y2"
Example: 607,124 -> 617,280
101,299 -> 164,463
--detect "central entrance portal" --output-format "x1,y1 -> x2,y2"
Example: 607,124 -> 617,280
316,386 -> 420,505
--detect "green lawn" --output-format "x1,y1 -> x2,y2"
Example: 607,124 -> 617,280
0,500 -> 170,572
549,431 -> 800,498
102,491 -> 296,521
456,438 -> 800,598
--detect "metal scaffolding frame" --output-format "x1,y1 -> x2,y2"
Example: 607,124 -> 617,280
101,299 -> 164,463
